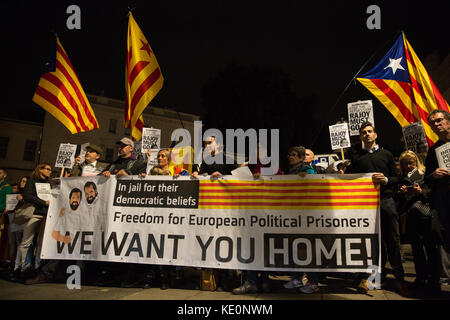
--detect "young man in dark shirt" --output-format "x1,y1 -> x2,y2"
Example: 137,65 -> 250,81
344,122 -> 407,295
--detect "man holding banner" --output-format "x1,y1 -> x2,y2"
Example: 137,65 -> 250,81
344,122 -> 406,295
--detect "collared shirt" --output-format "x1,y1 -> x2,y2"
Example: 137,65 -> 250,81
364,144 -> 380,153
81,161 -> 102,176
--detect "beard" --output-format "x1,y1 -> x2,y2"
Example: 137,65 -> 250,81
86,194 -> 97,204
70,201 -> 79,211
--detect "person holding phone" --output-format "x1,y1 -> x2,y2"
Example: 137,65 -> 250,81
397,150 -> 440,292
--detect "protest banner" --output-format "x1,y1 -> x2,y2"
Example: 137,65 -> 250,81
142,128 -> 161,153
402,122 -> 429,154
329,123 -> 351,151
435,142 -> 450,170
41,174 -> 381,273
347,100 -> 375,136
54,143 -> 77,168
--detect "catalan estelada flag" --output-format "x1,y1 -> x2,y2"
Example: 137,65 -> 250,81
32,36 -> 99,133
125,12 -> 164,141
198,178 -> 380,210
357,33 -> 449,146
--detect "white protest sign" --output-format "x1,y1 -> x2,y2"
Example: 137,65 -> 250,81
231,166 -> 253,178
55,143 -> 77,168
347,100 -> 375,136
142,128 -> 161,153
435,142 -> 450,170
146,149 -> 160,174
329,123 -> 351,150
35,183 -> 52,202
6,194 -> 19,211
402,122 -> 429,154
79,142 -> 90,164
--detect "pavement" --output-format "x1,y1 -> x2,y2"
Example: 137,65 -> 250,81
0,245 -> 449,301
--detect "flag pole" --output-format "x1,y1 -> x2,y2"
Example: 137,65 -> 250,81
310,30 -> 402,148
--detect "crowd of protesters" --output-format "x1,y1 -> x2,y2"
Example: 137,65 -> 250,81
0,110 -> 449,298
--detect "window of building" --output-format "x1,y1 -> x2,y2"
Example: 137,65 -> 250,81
109,119 -> 117,133
105,148 -> 114,163
0,137 -> 8,159
23,140 -> 37,162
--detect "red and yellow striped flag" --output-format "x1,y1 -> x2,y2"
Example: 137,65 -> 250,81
357,33 -> 449,146
125,12 -> 164,141
32,37 -> 99,133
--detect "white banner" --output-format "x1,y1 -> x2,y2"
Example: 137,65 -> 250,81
42,174 -> 381,272
329,123 -> 351,150
347,100 -> 374,136
402,122 -> 429,154
55,143 -> 77,168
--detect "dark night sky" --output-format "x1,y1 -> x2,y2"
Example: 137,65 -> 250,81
2,0 -> 449,153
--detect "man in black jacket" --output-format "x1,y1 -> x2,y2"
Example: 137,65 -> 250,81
424,110 -> 450,292
344,122 -> 406,295
101,137 -> 146,178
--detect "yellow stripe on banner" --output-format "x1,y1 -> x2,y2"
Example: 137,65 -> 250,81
198,205 -> 378,210
357,78 -> 411,127
38,77 -> 85,131
199,192 -> 379,196
199,198 -> 379,204
32,93 -> 78,134
200,185 -> 377,191
200,179 -> 375,184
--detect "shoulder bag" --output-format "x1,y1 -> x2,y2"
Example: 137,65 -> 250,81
12,202 -> 35,225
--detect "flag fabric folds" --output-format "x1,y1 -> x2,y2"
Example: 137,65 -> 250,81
125,12 -> 164,141
32,37 -> 99,134
357,33 -> 449,146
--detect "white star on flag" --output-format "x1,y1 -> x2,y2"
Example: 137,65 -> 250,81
384,57 -> 405,75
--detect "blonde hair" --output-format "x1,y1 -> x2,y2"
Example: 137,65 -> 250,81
399,150 -> 425,176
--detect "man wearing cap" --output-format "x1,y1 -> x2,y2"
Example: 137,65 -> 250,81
101,137 -> 146,178
71,144 -> 106,177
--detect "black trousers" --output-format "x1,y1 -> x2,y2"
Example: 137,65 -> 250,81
379,197 -> 404,280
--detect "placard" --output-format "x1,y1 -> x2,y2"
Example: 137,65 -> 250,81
435,142 -> 450,170
402,122 -> 429,154
5,194 -> 19,211
35,183 -> 52,202
329,123 -> 351,150
55,143 -> 77,168
347,100 -> 375,136
142,128 -> 161,153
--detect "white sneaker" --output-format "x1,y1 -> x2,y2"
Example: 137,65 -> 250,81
300,281 -> 319,293
283,278 -> 303,289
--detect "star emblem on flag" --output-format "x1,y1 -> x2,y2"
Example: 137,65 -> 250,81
383,57 -> 405,75
140,39 -> 153,58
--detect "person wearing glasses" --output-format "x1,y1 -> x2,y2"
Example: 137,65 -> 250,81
101,137 -> 146,178
17,163 -> 52,279
424,109 -> 450,293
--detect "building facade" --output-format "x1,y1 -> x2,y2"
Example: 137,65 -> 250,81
0,94 -> 200,183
